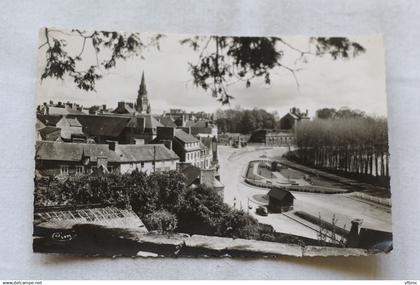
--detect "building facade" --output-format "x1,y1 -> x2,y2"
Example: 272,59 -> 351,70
279,107 -> 310,130
35,141 -> 121,177
115,144 -> 179,174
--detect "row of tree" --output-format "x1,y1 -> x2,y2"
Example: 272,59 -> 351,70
293,114 -> 389,179
34,170 -> 266,240
215,108 -> 278,134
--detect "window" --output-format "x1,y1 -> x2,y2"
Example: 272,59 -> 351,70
90,166 -> 97,173
76,166 -> 84,175
60,165 -> 69,175
141,162 -> 145,168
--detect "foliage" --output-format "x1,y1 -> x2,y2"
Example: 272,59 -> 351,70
219,209 -> 260,239
183,36 -> 365,104
39,28 -> 161,91
294,110 -> 389,179
176,185 -> 230,235
39,29 -> 365,104
215,107 -> 277,134
143,210 -> 178,233
316,107 -> 366,120
35,172 -> 274,242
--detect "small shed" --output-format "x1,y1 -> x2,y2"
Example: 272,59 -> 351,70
267,188 -> 295,213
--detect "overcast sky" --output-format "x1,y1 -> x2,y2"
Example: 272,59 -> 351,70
37,29 -> 387,117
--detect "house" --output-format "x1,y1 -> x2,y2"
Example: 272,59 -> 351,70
37,126 -> 62,142
198,141 -> 213,169
36,119 -> 61,141
37,101 -> 86,116
115,144 -> 179,174
249,129 -> 295,146
157,116 -> 177,128
200,136 -> 218,167
279,107 -> 310,130
153,127 -> 207,168
187,120 -> 218,138
267,188 -> 295,213
56,116 -> 86,142
173,129 -> 203,167
163,109 -> 195,127
71,115 -> 134,144
35,141 -> 121,177
180,165 -> 224,198
112,101 -> 137,115
37,114 -> 63,127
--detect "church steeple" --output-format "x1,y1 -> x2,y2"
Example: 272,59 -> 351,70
136,71 -> 151,114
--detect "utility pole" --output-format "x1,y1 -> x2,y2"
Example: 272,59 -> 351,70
153,145 -> 156,173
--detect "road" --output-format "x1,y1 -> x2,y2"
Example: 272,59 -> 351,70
218,145 -> 320,239
217,145 -> 392,240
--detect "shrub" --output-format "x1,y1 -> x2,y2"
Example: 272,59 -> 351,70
143,210 -> 178,233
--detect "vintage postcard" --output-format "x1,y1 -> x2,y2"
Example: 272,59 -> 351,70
34,28 -> 391,257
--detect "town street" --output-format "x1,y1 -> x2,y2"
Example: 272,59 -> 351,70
217,145 -> 392,240
218,145 -> 320,239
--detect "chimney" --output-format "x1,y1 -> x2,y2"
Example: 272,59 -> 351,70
134,139 -> 145,145
200,168 -> 216,188
106,141 -> 117,151
118,101 -> 125,109
157,127 -> 175,140
161,139 -> 173,150
182,114 -> 187,127
346,219 -> 363,248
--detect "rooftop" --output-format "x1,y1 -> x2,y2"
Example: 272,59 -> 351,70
267,188 -> 295,201
115,144 -> 179,163
35,141 -> 120,162
174,129 -> 199,143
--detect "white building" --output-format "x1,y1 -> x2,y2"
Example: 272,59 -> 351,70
115,144 -> 179,174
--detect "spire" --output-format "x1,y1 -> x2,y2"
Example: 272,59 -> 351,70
138,71 -> 147,97
136,71 -> 150,114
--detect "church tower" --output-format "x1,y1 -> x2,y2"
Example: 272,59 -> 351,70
136,71 -> 151,114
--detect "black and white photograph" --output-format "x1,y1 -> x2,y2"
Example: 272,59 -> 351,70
33,27 -> 392,257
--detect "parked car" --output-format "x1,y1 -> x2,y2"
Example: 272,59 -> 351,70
256,206 -> 268,216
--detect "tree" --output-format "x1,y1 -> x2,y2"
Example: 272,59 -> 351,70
176,185 -> 230,236
219,210 -> 260,239
215,108 -> 278,133
316,108 -> 336,119
39,28 -> 365,104
293,113 -> 390,183
239,110 -> 256,133
150,170 -> 186,213
334,107 -> 365,119
39,28 -> 162,91
182,36 -> 365,104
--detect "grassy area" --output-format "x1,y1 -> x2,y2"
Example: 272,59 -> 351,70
246,161 -> 263,180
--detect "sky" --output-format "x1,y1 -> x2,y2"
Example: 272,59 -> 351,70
36,29 -> 387,118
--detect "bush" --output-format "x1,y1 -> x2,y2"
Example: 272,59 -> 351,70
176,185 -> 230,235
219,210 -> 260,239
143,210 -> 178,233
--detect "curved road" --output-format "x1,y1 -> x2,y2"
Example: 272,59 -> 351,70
218,145 -> 392,240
